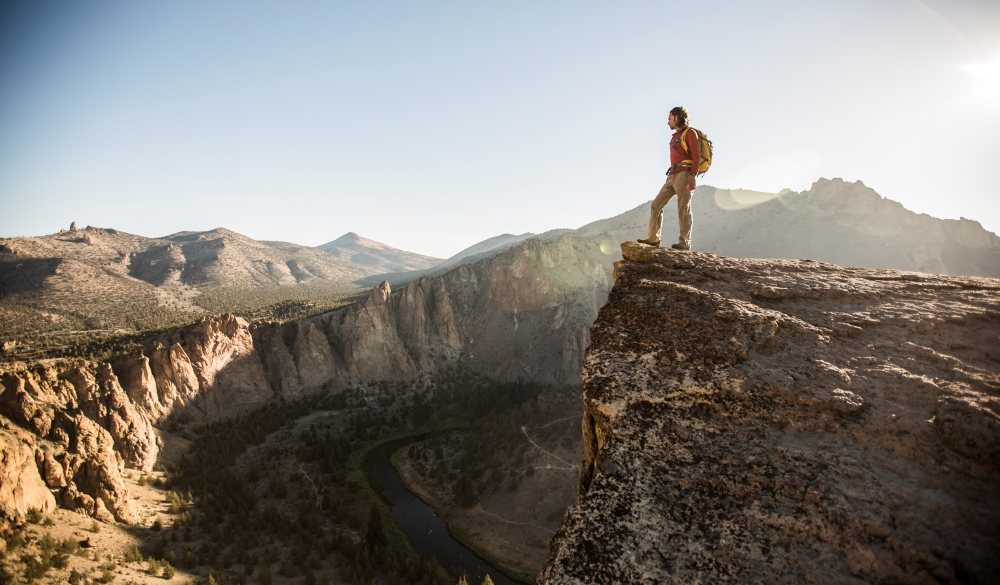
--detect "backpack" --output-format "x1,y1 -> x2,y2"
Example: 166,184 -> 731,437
680,127 -> 713,176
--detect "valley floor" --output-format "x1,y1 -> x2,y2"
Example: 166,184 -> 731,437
0,374 -> 584,585
392,414 -> 582,583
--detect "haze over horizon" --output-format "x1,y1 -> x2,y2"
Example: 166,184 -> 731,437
2,0 -> 999,259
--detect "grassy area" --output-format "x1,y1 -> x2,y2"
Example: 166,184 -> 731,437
193,284 -> 367,322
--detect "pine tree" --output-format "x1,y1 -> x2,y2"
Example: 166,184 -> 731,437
453,473 -> 476,507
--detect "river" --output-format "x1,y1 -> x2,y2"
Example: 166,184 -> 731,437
366,438 -> 520,585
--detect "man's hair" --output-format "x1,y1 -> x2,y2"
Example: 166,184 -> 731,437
670,106 -> 689,127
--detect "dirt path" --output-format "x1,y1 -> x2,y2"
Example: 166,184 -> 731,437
520,426 -> 577,470
475,504 -> 555,535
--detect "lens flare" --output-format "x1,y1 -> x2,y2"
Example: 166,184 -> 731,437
713,189 -> 783,211
729,150 -> 824,195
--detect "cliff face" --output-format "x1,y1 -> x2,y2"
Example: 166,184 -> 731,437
540,242 -> 1000,584
0,314 -> 269,525
0,233 -> 613,526
311,234 -> 612,386
0,362 -> 150,524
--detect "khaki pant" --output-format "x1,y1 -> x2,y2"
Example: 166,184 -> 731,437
647,170 -> 693,247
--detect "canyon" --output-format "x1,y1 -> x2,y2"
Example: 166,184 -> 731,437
0,231 -> 611,530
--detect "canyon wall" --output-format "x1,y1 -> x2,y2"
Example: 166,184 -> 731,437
0,233 -> 614,526
539,242 -> 1000,584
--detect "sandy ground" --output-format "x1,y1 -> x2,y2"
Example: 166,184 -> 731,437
12,469 -> 197,584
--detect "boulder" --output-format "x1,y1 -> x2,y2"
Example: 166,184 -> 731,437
0,425 -> 56,520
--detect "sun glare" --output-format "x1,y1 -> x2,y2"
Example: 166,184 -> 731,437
962,53 -> 1000,102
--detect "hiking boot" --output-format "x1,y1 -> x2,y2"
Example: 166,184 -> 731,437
671,243 -> 690,251
637,238 -> 660,246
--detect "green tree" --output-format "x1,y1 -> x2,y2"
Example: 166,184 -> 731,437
258,564 -> 272,585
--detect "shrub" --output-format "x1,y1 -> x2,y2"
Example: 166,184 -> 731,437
25,507 -> 44,524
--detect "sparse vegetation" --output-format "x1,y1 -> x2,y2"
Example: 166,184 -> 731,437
0,272 -> 365,363
194,284 -> 366,323
25,508 -> 44,524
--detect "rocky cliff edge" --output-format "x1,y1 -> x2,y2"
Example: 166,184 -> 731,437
539,242 -> 1000,584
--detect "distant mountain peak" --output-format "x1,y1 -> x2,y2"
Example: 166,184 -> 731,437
316,233 -> 442,274
327,232 -> 381,248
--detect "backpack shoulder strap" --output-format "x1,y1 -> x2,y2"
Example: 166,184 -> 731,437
679,127 -> 699,152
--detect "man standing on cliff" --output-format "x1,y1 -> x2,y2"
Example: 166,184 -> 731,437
638,106 -> 701,251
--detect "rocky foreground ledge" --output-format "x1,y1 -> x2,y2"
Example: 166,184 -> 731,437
539,242 -> 1000,584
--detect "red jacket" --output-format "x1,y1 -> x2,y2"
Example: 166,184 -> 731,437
669,126 -> 701,175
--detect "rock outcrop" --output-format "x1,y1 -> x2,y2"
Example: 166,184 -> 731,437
51,412 -> 138,524
0,360 -> 153,523
0,314 -> 276,524
540,242 -> 1000,584
0,424 -> 56,523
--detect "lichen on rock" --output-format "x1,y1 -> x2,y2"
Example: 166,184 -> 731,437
539,242 -> 1000,584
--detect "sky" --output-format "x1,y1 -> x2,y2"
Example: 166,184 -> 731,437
1,0 -> 999,259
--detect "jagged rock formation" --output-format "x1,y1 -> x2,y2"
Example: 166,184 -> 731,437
0,314 -> 276,524
314,235 -> 610,384
0,361 -> 151,524
115,314 -> 275,420
539,242 -> 1000,583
